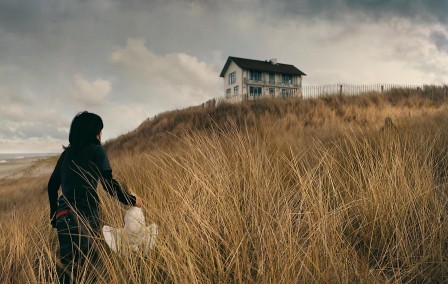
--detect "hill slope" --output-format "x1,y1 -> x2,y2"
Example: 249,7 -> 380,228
101,87 -> 448,283
106,87 -> 448,155
2,87 -> 448,283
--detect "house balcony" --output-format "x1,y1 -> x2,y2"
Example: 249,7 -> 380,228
243,77 -> 301,88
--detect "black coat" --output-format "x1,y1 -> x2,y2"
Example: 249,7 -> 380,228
48,143 -> 135,226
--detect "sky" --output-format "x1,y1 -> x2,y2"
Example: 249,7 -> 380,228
0,0 -> 447,153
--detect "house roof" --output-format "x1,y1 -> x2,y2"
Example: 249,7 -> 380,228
219,56 -> 306,77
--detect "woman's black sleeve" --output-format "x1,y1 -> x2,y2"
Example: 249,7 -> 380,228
100,170 -> 136,206
95,146 -> 136,206
48,153 -> 63,225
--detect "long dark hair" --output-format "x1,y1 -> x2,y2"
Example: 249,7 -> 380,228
65,111 -> 104,149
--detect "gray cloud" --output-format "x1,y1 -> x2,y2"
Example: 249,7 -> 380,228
72,73 -> 112,106
0,85 -> 33,105
260,0 -> 448,23
0,105 -> 26,122
0,126 -> 15,139
0,0 -> 447,152
107,38 -> 220,108
342,0 -> 447,24
0,0 -> 42,34
0,107 -> 69,139
13,123 -> 67,140
431,30 -> 448,53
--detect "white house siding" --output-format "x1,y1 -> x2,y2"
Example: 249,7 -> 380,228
223,61 -> 243,97
242,69 -> 247,96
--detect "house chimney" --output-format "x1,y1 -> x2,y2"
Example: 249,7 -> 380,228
270,58 -> 277,65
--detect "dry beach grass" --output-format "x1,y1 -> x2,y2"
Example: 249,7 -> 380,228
1,87 -> 447,283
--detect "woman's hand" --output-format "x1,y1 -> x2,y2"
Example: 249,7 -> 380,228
134,195 -> 143,207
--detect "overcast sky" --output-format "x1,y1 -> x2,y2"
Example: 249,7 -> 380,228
0,0 -> 447,153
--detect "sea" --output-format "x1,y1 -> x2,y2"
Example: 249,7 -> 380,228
0,153 -> 58,164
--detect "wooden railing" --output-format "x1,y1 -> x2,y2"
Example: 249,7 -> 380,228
201,84 -> 448,108
302,84 -> 422,98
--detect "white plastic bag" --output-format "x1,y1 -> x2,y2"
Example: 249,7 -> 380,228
102,207 -> 158,256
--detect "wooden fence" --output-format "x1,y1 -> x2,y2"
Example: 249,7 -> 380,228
201,84 -> 448,108
302,84 -> 422,98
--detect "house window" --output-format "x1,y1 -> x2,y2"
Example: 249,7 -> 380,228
229,72 -> 236,85
249,86 -> 262,96
226,88 -> 231,98
269,88 -> 275,96
282,88 -> 292,98
282,74 -> 293,84
234,85 -> 239,94
269,73 -> 275,84
249,70 -> 262,82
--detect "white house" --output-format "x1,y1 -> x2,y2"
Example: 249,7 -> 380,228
219,56 -> 306,99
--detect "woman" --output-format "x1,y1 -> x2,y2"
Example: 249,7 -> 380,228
48,111 -> 141,283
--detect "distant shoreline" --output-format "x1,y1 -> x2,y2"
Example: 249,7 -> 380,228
0,152 -> 58,160
0,153 -> 57,180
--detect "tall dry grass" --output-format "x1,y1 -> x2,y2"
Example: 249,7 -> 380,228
109,120 -> 447,283
1,88 -> 447,283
